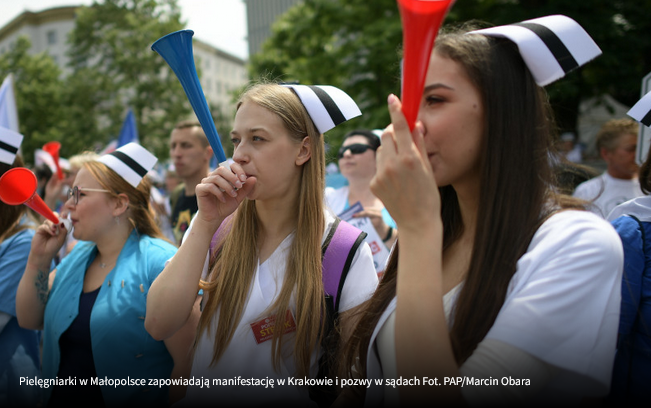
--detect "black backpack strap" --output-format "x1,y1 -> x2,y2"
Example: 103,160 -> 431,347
310,218 -> 366,407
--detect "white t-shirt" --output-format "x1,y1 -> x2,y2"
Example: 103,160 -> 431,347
573,172 -> 644,218
365,210 -> 623,406
184,211 -> 379,406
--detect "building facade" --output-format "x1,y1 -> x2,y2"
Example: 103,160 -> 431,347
0,6 -> 76,75
244,0 -> 301,56
0,5 -> 247,116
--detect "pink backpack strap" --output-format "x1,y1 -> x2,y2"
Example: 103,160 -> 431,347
321,218 -> 367,312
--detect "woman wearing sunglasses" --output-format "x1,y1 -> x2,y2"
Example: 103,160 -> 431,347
326,129 -> 398,273
16,143 -> 197,408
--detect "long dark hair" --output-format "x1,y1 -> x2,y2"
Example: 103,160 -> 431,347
341,24 -> 585,380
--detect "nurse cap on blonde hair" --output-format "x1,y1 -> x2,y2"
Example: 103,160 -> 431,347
468,15 -> 602,86
282,84 -> 362,134
99,142 -> 157,188
0,127 -> 23,165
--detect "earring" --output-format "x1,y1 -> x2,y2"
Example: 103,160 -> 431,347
115,216 -> 120,226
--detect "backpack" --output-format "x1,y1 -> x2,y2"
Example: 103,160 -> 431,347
312,218 -> 367,406
209,217 -> 366,406
609,214 -> 651,405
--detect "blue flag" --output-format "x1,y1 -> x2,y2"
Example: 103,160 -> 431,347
117,109 -> 139,147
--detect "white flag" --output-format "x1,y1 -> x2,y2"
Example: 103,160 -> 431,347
0,74 -> 19,132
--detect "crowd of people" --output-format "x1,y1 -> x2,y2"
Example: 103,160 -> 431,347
1,10 -> 650,408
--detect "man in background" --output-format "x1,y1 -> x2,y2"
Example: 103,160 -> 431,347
573,118 -> 644,218
169,120 -> 213,245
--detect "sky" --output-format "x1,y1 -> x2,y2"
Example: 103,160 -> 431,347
0,0 -> 249,60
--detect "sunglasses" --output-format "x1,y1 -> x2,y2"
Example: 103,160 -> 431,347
67,186 -> 111,205
337,143 -> 377,159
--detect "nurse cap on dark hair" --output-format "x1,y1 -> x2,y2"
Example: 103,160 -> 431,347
468,15 -> 602,86
282,84 -> 362,134
0,127 -> 23,165
99,142 -> 157,188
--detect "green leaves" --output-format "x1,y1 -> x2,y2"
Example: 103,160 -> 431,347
249,0 -> 651,155
64,0 -> 188,159
0,36 -> 65,159
249,0 -> 402,160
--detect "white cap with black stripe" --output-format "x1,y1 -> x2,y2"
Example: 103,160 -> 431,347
282,84 -> 362,134
99,142 -> 157,188
468,15 -> 601,86
0,126 -> 23,165
628,90 -> 651,128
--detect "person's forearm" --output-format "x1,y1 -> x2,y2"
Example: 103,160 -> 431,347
395,220 -> 462,405
146,217 -> 218,340
16,256 -> 52,330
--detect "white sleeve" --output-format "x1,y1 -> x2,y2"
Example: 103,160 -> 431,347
484,210 -> 622,395
337,241 -> 378,312
460,339 -> 558,406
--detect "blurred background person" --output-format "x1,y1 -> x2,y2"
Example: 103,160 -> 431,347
326,129 -> 397,274
168,121 -> 213,246
558,132 -> 583,163
573,118 -> 644,218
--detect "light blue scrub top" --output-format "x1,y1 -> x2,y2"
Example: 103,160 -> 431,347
42,230 -> 177,407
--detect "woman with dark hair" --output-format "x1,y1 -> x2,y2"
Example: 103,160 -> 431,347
16,143 -> 195,407
0,129 -> 42,408
326,129 -> 397,274
340,16 -> 623,406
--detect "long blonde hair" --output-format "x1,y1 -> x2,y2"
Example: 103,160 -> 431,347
198,83 -> 326,377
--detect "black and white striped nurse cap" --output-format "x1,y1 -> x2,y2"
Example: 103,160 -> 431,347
0,126 -> 23,165
468,15 -> 601,86
99,142 -> 157,188
628,90 -> 651,128
282,84 -> 362,134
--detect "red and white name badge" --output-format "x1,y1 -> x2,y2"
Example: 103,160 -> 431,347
250,310 -> 297,344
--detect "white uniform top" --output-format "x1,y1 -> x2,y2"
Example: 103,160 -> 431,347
365,210 -> 623,406
184,211 -> 379,407
573,172 -> 644,218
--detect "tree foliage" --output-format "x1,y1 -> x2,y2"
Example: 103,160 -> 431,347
249,0 -> 402,159
0,37 -> 66,162
249,0 -> 651,157
64,0 -> 190,158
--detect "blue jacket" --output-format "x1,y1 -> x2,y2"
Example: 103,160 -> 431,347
43,231 -> 177,407
610,215 -> 651,404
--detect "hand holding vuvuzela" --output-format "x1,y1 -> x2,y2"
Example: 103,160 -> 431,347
0,167 -> 71,230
